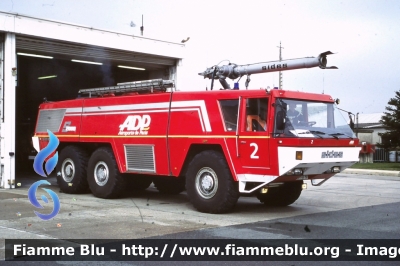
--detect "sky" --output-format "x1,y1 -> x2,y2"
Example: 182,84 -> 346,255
0,0 -> 399,116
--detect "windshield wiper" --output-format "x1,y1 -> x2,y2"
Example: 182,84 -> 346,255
329,132 -> 354,139
309,130 -> 325,135
309,130 -> 325,138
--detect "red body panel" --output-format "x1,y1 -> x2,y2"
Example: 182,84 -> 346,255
34,89 -> 359,180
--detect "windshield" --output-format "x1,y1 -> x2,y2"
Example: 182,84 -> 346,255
273,98 -> 356,139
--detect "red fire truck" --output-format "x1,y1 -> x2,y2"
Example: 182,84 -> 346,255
33,51 -> 360,213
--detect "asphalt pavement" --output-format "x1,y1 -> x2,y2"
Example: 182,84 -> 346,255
1,169 -> 400,265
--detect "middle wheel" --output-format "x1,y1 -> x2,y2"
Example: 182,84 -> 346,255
87,147 -> 127,198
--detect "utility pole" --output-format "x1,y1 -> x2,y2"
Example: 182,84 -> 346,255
277,42 -> 284,89
140,15 -> 144,36
356,112 -> 359,137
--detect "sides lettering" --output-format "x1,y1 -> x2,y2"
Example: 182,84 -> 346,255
119,115 -> 151,136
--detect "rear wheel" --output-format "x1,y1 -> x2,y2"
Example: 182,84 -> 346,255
87,147 -> 126,198
257,181 -> 303,206
56,146 -> 89,193
186,150 -> 239,213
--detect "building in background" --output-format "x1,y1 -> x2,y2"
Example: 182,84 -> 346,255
0,11 -> 185,189
355,113 -> 389,163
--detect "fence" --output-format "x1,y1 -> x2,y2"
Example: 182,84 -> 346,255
373,148 -> 389,162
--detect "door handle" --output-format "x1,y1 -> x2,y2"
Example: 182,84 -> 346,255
240,141 -> 247,144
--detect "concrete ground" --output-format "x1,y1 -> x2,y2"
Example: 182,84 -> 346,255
342,168 -> 400,176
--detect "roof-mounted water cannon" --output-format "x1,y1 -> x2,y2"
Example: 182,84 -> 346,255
199,51 -> 337,90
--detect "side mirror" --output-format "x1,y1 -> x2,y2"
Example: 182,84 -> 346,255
276,111 -> 285,130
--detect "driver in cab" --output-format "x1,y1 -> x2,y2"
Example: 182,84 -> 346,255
287,103 -> 303,125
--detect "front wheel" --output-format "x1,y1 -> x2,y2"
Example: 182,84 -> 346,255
87,147 -> 126,198
257,181 -> 303,206
186,150 -> 239,213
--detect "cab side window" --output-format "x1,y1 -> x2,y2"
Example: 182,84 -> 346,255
219,99 -> 239,131
246,98 -> 268,132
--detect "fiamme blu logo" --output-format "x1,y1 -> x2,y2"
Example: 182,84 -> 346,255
29,130 -> 60,220
33,130 -> 59,177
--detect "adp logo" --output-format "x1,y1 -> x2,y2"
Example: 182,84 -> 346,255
118,115 -> 151,136
30,130 -> 60,220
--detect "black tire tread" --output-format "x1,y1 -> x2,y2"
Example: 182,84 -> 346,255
87,147 -> 126,199
56,145 -> 89,194
186,150 -> 239,213
257,181 -> 303,206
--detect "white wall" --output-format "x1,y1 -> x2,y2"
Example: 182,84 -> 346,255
0,12 -> 185,60
1,33 -> 16,189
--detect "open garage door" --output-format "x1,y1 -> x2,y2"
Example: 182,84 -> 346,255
16,36 -> 177,70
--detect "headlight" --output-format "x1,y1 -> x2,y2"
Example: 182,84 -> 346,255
285,168 -> 303,175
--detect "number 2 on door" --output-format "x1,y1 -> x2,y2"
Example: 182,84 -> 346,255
250,143 -> 259,159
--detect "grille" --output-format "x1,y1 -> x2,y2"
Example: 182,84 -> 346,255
36,109 -> 66,133
125,145 -> 156,173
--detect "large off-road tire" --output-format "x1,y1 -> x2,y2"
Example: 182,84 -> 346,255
185,150 -> 239,213
87,147 -> 126,199
153,176 -> 185,194
257,181 -> 303,207
125,174 -> 153,190
56,145 -> 89,194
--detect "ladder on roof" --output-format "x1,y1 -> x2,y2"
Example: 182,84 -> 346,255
78,79 -> 174,97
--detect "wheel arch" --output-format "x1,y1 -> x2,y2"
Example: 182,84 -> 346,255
58,142 -> 119,167
178,144 -> 237,181
57,141 -> 128,179
58,142 -> 109,157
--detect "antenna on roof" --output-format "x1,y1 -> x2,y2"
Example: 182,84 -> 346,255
276,41 -> 284,90
140,15 -> 144,36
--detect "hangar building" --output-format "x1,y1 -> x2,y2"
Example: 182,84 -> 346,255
0,11 -> 185,189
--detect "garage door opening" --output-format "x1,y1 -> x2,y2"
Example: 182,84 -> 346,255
15,48 -> 174,174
